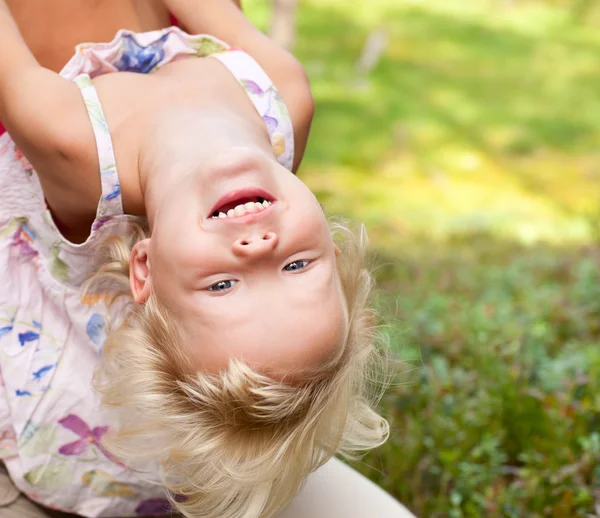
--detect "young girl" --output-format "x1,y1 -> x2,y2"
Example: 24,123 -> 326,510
0,1 -> 408,517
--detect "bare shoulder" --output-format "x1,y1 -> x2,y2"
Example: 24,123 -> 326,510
159,0 -> 315,170
264,53 -> 315,171
231,40 -> 315,171
89,71 -> 165,216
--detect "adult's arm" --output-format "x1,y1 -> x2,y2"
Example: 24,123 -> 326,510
0,0 -> 89,173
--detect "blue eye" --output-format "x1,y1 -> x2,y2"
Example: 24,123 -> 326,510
208,280 -> 237,292
283,260 -> 310,272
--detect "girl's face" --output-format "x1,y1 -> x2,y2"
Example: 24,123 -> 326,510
132,148 -> 347,375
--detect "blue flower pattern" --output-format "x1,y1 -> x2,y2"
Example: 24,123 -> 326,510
86,314 -> 106,348
32,364 -> 57,382
115,33 -> 169,74
18,331 -> 39,347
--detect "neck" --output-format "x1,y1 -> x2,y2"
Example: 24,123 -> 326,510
140,107 -> 275,229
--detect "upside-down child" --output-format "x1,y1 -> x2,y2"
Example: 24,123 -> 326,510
0,1 -> 399,517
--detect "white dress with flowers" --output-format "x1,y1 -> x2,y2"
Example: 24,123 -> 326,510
0,27 -> 294,517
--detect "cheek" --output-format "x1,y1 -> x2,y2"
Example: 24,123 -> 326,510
294,209 -> 332,248
154,226 -> 220,271
153,232 -> 192,272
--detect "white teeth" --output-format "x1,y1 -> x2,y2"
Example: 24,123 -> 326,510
211,200 -> 274,218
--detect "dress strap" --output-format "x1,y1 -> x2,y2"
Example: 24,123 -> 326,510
211,51 -> 295,171
73,74 -> 123,218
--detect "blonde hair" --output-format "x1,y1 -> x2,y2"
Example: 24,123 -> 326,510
89,219 -> 390,518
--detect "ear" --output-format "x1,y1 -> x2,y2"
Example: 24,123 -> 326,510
130,239 -> 152,304
334,244 -> 342,257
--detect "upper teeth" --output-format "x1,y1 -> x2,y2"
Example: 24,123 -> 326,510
212,200 -> 272,219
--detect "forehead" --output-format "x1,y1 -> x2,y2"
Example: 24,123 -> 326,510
179,272 -> 347,374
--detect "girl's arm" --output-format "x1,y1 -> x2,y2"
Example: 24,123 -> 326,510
163,0 -> 314,171
0,1 -> 90,173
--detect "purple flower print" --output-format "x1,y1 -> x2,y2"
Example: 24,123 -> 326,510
92,217 -> 113,232
58,414 -> 118,463
262,115 -> 279,134
11,225 -> 37,258
241,79 -> 265,95
135,498 -> 172,516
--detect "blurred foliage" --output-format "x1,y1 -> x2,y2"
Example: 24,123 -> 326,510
364,238 -> 600,517
244,0 -> 600,516
251,0 -> 600,247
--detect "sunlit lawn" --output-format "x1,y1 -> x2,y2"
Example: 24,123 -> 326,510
245,1 -> 600,515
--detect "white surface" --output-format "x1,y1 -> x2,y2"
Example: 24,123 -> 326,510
275,458 -> 417,518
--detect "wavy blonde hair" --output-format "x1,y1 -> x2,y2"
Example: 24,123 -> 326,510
88,219 -> 390,518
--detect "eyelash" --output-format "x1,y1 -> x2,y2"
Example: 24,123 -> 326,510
207,260 -> 312,292
283,260 -> 310,272
207,280 -> 237,292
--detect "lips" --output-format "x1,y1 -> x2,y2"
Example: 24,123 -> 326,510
208,188 -> 276,219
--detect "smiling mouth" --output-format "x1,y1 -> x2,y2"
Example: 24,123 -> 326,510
209,189 -> 276,219
211,197 -> 272,219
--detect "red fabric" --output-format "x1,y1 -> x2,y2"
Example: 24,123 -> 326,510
0,14 -> 179,137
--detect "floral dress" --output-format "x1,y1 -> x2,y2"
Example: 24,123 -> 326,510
0,27 -> 294,517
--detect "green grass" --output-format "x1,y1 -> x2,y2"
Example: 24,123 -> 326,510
365,238 -> 600,517
243,0 -> 600,515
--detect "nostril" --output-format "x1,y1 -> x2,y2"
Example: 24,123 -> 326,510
240,240 -> 251,246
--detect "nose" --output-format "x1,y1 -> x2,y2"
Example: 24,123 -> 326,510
232,231 -> 279,258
